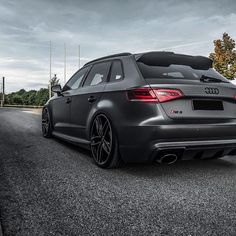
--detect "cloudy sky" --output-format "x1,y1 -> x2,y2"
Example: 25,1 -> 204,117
0,0 -> 236,92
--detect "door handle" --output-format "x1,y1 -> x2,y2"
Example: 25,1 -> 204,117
66,97 -> 72,104
88,96 -> 96,103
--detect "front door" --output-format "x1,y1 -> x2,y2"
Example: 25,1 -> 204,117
51,91 -> 71,135
52,66 -> 90,135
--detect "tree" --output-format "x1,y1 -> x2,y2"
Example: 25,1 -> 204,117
50,74 -> 60,87
18,89 -> 26,95
209,33 -> 236,79
50,74 -> 60,97
5,88 -> 49,106
35,88 -> 49,106
27,90 -> 37,105
12,94 -> 23,104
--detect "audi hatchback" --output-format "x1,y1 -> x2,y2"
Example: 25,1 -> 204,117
42,51 -> 236,168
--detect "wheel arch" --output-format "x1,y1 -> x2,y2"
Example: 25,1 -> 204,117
85,93 -> 131,142
86,108 -> 118,141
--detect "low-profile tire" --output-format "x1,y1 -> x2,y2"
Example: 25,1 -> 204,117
42,107 -> 52,138
90,114 -> 123,168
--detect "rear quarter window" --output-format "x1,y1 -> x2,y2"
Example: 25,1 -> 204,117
109,61 -> 124,82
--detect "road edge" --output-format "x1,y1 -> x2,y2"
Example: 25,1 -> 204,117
0,220 -> 3,236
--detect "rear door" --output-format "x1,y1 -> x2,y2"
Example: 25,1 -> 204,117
70,61 -> 111,139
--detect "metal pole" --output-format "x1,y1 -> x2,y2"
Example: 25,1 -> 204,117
64,43 -> 66,84
78,44 -> 80,69
2,77 -> 5,106
49,41 -> 52,98
1,77 -> 5,107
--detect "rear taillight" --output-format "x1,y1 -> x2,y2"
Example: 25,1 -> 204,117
127,88 -> 157,102
127,88 -> 184,103
154,88 -> 184,102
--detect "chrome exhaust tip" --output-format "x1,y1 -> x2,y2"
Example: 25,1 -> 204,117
157,153 -> 178,164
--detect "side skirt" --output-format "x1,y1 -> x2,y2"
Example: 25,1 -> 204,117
52,131 -> 91,150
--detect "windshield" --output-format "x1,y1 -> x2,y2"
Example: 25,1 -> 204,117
137,62 -> 228,82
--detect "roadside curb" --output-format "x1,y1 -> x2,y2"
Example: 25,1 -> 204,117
3,104 -> 43,109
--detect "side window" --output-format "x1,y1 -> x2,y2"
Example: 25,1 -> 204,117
83,62 -> 111,87
63,67 -> 89,91
109,61 -> 124,82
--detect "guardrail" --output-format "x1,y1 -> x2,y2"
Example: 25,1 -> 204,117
2,104 -> 43,109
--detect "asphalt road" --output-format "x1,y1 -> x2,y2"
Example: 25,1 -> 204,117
0,108 -> 236,236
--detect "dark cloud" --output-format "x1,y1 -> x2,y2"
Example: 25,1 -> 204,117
0,0 -> 236,92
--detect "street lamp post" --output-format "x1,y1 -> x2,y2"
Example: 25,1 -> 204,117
64,43 -> 67,85
49,41 -> 52,99
1,77 -> 5,107
78,44 -> 80,69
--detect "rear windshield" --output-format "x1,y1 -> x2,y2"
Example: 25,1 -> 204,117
137,62 -> 228,82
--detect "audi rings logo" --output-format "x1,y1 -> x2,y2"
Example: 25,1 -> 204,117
205,87 -> 219,95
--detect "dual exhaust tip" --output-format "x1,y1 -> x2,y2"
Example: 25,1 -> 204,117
156,153 -> 178,165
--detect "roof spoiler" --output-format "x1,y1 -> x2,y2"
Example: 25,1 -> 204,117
136,51 -> 213,70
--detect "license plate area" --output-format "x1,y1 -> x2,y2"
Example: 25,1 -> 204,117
192,100 -> 224,110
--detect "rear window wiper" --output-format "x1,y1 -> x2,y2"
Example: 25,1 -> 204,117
200,75 -> 229,83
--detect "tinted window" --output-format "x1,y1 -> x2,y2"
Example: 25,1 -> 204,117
109,61 -> 123,82
137,62 -> 228,82
83,62 -> 111,87
63,67 -> 89,91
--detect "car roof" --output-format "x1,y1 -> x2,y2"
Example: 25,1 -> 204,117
84,53 -> 132,66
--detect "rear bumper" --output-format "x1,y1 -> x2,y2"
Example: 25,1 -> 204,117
153,139 -> 236,161
117,123 -> 236,162
120,139 -> 236,162
155,139 -> 236,148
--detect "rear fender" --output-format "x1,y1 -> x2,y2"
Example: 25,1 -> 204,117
85,98 -> 120,140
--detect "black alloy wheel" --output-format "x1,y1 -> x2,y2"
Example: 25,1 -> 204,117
90,114 -> 122,168
42,108 -> 52,138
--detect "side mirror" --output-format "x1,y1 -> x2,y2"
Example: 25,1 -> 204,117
51,84 -> 62,96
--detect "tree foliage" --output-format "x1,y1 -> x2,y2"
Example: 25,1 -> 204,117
209,33 -> 236,79
5,76 -> 61,106
5,88 -> 49,106
50,74 -> 60,96
50,74 -> 60,87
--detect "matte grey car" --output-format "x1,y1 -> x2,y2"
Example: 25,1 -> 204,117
42,51 -> 236,168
